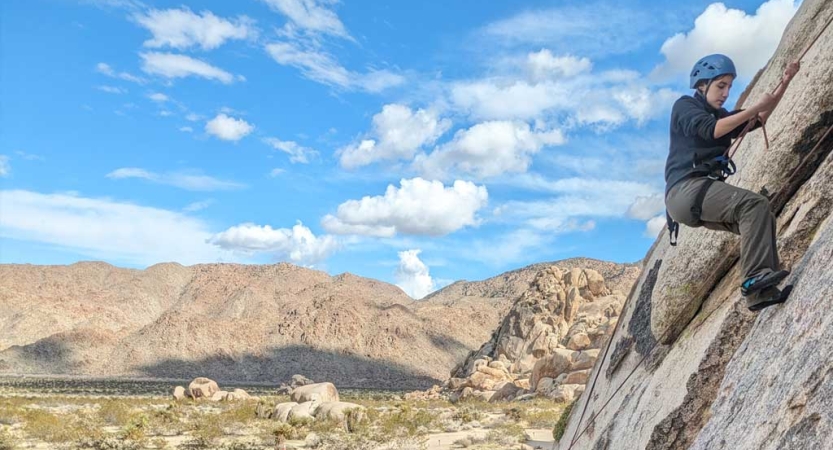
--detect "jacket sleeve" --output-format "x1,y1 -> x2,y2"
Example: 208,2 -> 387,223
726,109 -> 763,139
673,97 -> 717,141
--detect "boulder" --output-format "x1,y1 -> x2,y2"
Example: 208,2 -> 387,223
272,402 -> 298,423
571,349 -> 600,371
530,348 -> 574,390
490,381 -> 522,402
471,390 -> 496,402
564,268 -> 588,289
514,379 -> 530,390
288,401 -> 320,422
291,374 -> 314,387
548,384 -> 585,403
565,287 -> 582,323
172,386 -> 186,401
447,378 -> 467,390
210,390 -> 229,402
564,369 -> 591,385
535,377 -> 556,395
314,402 -> 365,422
291,382 -> 339,403
566,333 -> 592,351
226,388 -> 252,401
188,377 -> 219,399
488,360 -> 509,372
584,269 -> 610,297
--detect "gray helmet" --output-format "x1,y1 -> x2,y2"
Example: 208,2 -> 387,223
690,54 -> 737,89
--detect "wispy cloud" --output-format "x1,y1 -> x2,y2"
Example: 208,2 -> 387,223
0,189 -> 241,266
183,199 -> 214,212
97,85 -> 128,94
0,156 -> 9,177
140,52 -> 240,84
265,41 -> 403,92
263,138 -> 318,163
96,62 -> 146,84
261,0 -> 351,39
133,7 -> 256,51
106,167 -> 246,191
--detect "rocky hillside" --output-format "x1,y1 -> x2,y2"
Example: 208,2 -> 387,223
556,1 -> 833,448
439,266 -> 627,404
0,258 -> 637,390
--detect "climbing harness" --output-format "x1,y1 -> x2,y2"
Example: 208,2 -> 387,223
567,12 -> 833,449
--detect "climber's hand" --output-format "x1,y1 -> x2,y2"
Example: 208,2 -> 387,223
782,61 -> 800,85
753,93 -> 778,114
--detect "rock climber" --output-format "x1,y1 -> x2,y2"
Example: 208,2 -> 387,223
664,53 -> 800,311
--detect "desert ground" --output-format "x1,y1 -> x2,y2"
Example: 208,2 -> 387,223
0,377 -> 565,450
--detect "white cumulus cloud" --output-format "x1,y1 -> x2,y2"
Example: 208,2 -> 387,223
627,194 -> 666,221
395,249 -> 436,299
652,0 -> 799,79
339,104 -> 451,169
134,7 -> 254,50
205,114 -> 254,141
208,222 -> 339,265
140,52 -> 237,84
646,215 -> 667,238
414,121 -> 564,180
322,178 -> 488,237
263,138 -> 318,163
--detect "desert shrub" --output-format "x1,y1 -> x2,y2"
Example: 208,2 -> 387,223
97,400 -> 133,426
309,431 -> 426,450
272,421 -> 311,444
187,413 -> 223,445
218,440 -> 261,450
147,404 -> 186,436
22,409 -> 103,443
120,413 -> 149,443
344,407 -> 368,433
0,427 -> 18,450
218,402 -> 257,425
552,400 -> 575,441
452,406 -> 484,424
379,404 -> 436,438
485,420 -> 525,446
76,437 -> 142,450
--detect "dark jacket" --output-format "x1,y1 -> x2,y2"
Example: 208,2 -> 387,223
664,91 -> 761,195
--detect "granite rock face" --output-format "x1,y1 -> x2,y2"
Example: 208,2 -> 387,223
556,1 -> 833,448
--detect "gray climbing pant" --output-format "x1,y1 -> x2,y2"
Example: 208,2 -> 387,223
665,177 -> 780,281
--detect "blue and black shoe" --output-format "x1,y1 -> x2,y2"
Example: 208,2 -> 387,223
741,270 -> 790,297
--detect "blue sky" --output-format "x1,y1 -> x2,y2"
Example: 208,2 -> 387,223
0,0 -> 800,297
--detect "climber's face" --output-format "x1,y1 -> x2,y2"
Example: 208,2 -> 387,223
701,74 -> 734,109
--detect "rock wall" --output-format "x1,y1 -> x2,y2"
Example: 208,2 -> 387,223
556,1 -> 833,449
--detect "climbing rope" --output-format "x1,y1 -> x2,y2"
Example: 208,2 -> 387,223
727,10 -> 833,159
561,12 -> 833,450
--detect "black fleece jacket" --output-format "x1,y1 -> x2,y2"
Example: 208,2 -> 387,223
664,91 -> 761,195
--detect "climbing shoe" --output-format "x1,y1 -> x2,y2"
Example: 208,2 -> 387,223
740,270 -> 790,297
747,285 -> 793,312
